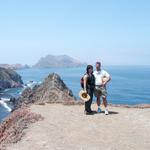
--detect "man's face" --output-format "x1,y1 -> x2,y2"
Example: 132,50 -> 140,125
96,63 -> 101,71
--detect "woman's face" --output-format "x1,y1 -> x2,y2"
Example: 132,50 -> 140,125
88,67 -> 93,74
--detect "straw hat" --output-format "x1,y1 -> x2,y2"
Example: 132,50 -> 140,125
79,90 -> 90,102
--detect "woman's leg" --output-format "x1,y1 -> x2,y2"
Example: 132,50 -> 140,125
89,90 -> 93,111
85,101 -> 89,112
85,89 -> 93,112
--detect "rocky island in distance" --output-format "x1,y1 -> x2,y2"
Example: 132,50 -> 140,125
33,54 -> 86,68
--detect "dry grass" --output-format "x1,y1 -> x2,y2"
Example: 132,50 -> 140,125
0,105 -> 43,150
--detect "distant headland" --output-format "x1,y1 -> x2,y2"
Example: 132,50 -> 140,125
0,64 -> 30,70
33,54 -> 86,68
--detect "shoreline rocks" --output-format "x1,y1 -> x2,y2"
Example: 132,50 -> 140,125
0,67 -> 23,90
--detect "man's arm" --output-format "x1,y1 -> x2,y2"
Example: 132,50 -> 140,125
102,71 -> 111,86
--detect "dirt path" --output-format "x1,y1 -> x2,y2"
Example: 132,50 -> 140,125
7,104 -> 150,150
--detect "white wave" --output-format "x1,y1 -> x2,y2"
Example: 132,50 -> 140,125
1,98 -> 10,102
4,89 -> 9,92
0,100 -> 12,112
38,81 -> 42,84
24,81 -> 41,89
19,91 -> 22,95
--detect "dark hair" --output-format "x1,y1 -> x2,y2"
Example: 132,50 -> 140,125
86,65 -> 93,74
96,61 -> 101,65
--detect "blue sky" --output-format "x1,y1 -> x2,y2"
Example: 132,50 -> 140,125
0,0 -> 150,65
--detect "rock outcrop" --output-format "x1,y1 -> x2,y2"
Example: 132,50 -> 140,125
33,54 -> 86,68
15,73 -> 76,107
0,67 -> 23,90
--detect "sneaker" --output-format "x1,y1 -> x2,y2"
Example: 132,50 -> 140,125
105,109 -> 109,115
97,107 -> 101,113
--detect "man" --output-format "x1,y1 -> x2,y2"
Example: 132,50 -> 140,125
93,62 -> 111,115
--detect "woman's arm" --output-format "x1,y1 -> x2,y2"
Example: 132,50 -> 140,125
83,74 -> 88,92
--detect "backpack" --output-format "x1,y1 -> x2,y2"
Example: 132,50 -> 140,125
80,76 -> 84,88
80,73 -> 87,88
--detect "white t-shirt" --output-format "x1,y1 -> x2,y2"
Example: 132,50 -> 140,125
93,70 -> 110,86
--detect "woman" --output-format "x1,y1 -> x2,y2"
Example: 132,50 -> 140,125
83,65 -> 95,115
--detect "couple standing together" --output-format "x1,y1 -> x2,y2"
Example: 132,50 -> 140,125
83,61 -> 111,115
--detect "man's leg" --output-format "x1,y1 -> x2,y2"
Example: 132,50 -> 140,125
94,88 -> 101,112
102,96 -> 109,115
102,96 -> 107,107
96,95 -> 100,107
97,95 -> 101,112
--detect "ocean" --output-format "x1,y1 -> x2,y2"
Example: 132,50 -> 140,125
0,66 -> 150,121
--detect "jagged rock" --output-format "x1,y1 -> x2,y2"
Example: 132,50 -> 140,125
16,73 -> 76,107
0,67 -> 23,90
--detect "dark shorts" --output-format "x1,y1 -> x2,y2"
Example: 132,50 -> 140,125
94,86 -> 107,97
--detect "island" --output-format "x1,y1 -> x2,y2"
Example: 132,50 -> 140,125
33,55 -> 86,68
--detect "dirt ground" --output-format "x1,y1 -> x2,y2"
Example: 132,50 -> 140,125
7,103 -> 150,150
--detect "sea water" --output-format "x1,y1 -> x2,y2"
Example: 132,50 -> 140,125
0,66 -> 150,121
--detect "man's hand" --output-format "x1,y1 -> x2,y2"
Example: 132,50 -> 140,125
102,76 -> 111,86
102,81 -> 107,86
